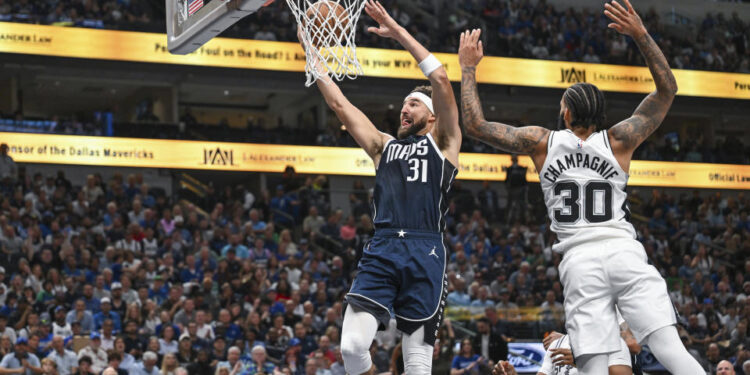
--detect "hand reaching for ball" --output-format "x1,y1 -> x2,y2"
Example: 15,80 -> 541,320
365,0 -> 402,39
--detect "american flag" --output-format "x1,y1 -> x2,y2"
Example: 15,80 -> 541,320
188,0 -> 203,16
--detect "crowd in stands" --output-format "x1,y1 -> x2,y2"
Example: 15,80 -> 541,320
2,0 -> 749,73
0,141 -> 748,374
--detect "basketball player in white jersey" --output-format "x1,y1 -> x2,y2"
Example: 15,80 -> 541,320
458,1 -> 704,374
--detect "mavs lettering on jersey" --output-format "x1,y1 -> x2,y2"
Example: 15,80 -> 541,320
540,130 -> 636,253
373,133 -> 457,232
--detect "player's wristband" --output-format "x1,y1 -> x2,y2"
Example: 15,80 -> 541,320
419,54 -> 442,78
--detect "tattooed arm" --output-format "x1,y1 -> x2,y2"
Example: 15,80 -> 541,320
458,30 -> 549,168
605,0 -> 678,163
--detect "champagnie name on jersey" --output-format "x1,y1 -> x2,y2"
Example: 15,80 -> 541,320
543,152 -> 620,183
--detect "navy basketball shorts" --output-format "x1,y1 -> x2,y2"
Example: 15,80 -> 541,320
345,228 -> 448,345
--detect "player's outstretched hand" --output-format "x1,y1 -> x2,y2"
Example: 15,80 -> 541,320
492,361 -> 518,375
459,29 -> 484,69
604,0 -> 647,38
550,348 -> 576,367
365,0 -> 402,39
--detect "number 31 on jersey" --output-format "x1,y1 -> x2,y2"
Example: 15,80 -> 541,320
407,159 -> 428,183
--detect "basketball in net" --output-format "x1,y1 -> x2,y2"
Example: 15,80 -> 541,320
304,1 -> 349,47
286,0 -> 367,86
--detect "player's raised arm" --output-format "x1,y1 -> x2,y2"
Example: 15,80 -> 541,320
459,30 -> 549,167
299,31 -> 390,162
605,0 -> 678,160
364,0 -> 461,165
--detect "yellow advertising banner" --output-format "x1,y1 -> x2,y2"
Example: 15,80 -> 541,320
1,22 -> 750,99
3,132 -> 749,189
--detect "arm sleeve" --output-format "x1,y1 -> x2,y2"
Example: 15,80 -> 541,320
616,306 -> 626,326
538,340 -> 557,375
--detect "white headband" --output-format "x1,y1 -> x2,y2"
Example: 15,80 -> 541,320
404,92 -> 434,114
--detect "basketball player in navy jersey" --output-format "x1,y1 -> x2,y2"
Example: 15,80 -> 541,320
301,1 -> 461,374
459,1 -> 703,374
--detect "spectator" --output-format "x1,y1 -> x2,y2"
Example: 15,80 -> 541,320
0,143 -> 17,190
504,154 -> 527,223
77,333 -> 107,374
0,337 -> 43,375
470,286 -> 494,308
0,314 -> 17,344
158,326 -> 178,356
134,351 -> 161,375
717,359 -> 735,375
450,339 -> 485,375
173,299 -> 196,329
329,347 -> 345,375
46,335 -> 78,375
41,357 -> 60,375
175,334 -> 195,366
471,318 -> 507,364
93,298 -> 121,332
704,342 -> 721,373
186,349 -> 212,375
72,356 -> 96,375
217,346 -> 242,371
221,235 -> 250,259
100,320 -> 117,352
447,277 -> 471,307
160,353 -> 179,375
303,207 -> 325,235
241,345 -> 278,375
66,299 -> 94,334
51,307 -> 72,340
476,181 -> 500,222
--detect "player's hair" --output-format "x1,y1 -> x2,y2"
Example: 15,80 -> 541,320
563,83 -> 606,130
411,85 -> 433,98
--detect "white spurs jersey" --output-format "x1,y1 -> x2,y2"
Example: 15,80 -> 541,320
540,129 -> 635,253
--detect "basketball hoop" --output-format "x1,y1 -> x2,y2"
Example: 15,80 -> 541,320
286,0 -> 367,86
167,0 -> 275,55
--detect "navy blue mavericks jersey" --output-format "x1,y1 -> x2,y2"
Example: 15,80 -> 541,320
372,133 -> 457,232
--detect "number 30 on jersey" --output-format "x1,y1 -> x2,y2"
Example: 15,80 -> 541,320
553,180 -> 613,223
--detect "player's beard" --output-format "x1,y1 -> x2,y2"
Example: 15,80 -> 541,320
397,117 -> 428,140
557,114 -> 567,130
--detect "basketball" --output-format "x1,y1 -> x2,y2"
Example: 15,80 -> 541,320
304,0 -> 349,47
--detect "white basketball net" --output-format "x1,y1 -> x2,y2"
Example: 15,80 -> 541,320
286,0 -> 367,86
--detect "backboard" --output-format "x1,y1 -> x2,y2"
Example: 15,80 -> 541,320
167,0 -> 272,55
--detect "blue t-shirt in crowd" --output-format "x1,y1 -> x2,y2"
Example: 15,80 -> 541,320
452,354 -> 480,369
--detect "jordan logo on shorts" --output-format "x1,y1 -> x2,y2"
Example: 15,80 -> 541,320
428,246 -> 438,258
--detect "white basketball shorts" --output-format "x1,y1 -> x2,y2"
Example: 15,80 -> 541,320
558,238 -> 676,356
